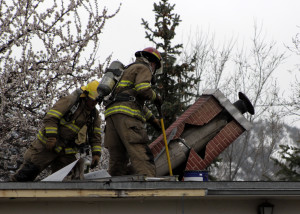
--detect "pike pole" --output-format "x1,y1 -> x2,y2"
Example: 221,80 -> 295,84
157,105 -> 173,176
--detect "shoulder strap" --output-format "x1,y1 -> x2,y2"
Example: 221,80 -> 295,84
103,62 -> 151,107
86,109 -> 96,143
63,89 -> 83,122
118,61 -> 151,93
125,61 -> 150,70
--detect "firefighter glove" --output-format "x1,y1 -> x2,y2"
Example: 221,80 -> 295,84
46,137 -> 57,151
150,118 -> 161,131
154,94 -> 163,107
91,154 -> 100,169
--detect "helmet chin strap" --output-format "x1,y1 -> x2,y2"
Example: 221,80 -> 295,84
140,54 -> 155,74
151,75 -> 157,85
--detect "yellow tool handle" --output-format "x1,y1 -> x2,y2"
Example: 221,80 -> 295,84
160,118 -> 173,176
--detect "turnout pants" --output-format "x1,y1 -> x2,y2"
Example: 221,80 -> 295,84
104,114 -> 156,177
11,140 -> 76,181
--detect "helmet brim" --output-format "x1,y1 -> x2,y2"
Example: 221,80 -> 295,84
135,51 -> 161,69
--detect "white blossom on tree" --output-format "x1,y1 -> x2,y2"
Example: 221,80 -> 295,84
0,0 -> 119,180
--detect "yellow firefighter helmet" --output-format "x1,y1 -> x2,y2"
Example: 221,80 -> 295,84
80,80 -> 100,100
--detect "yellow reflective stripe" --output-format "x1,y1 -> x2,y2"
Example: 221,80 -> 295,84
37,131 -> 77,154
152,91 -> 156,101
47,109 -> 63,119
60,118 -> 80,133
135,82 -> 151,91
151,51 -> 160,60
37,132 -> 62,154
104,105 -> 146,121
55,146 -> 63,153
92,145 -> 101,152
145,109 -> 153,120
94,127 -> 101,134
117,80 -> 134,88
37,131 -> 47,144
65,147 -> 78,154
45,127 -> 58,135
37,131 -> 61,152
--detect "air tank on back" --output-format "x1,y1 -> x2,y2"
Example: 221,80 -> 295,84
97,60 -> 125,101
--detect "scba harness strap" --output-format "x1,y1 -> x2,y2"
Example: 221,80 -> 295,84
114,93 -> 136,102
103,62 -> 151,107
103,92 -> 136,107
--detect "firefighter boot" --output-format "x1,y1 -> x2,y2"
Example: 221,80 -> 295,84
10,163 -> 40,182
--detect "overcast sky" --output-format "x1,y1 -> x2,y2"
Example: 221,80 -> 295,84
98,0 -> 299,83
99,1 -> 298,58
96,0 -> 300,126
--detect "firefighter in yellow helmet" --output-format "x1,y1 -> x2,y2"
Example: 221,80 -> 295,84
104,47 -> 163,177
10,80 -> 102,181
